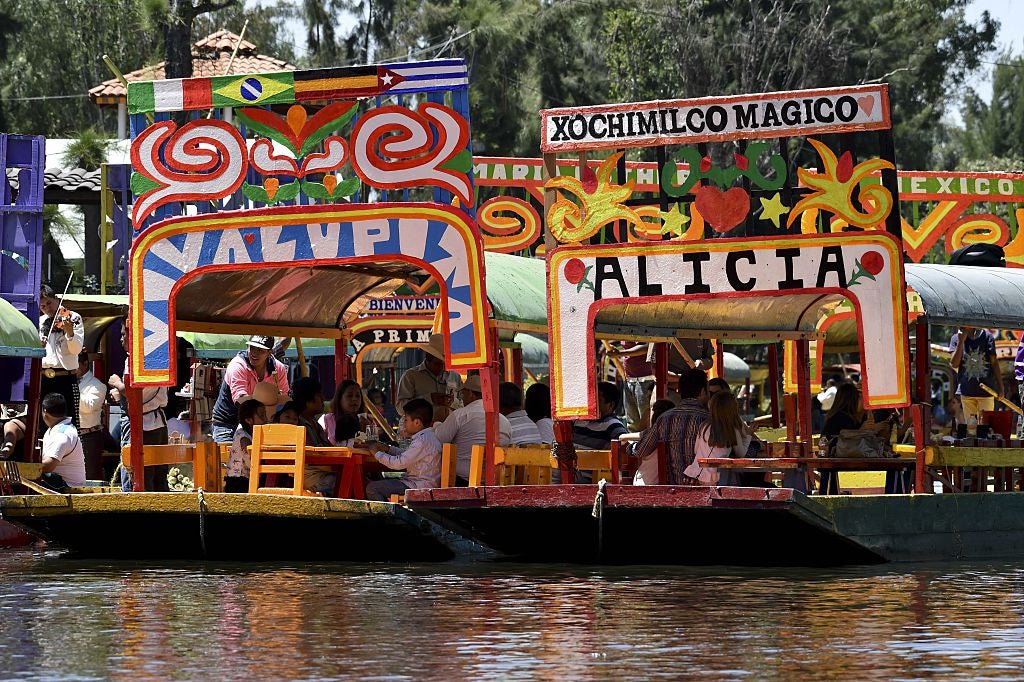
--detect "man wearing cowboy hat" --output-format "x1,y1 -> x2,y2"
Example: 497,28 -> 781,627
211,335 -> 290,443
396,333 -> 464,422
433,374 -> 512,483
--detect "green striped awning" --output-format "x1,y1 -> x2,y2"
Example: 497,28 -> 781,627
0,298 -> 44,358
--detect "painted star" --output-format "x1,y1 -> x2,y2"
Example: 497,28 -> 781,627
759,192 -> 789,229
658,204 -> 691,237
382,73 -> 394,85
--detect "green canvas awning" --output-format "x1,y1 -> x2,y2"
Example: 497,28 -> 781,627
485,252 -> 547,334
0,298 -> 44,358
179,333 -> 336,359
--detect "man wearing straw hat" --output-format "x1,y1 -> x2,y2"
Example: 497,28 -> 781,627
396,333 -> 464,422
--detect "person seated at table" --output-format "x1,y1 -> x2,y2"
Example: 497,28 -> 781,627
499,382 -> 542,446
707,378 -> 730,397
651,399 -> 675,424
289,377 -> 336,495
224,399 -> 266,493
367,388 -> 400,427
274,401 -> 302,425
433,375 -> 512,485
320,379 -> 366,447
820,381 -> 864,495
634,369 -> 711,484
683,391 -> 752,486
573,382 -> 629,451
364,398 -> 442,501
524,383 -> 554,444
396,333 -> 464,421
39,393 -> 87,490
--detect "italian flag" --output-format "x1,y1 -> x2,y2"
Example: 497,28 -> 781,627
129,78 -> 213,114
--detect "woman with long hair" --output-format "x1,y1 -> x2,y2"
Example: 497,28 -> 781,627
319,379 -> 365,446
820,381 -> 865,494
684,391 -> 751,485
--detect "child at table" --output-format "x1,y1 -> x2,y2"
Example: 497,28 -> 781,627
225,399 -> 265,493
364,398 -> 441,501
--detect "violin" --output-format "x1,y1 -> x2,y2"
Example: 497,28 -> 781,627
42,307 -> 73,337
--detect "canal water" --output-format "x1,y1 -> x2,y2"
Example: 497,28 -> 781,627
2,547 -> 1023,680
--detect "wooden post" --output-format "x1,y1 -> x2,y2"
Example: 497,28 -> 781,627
554,419 -> 575,484
915,318 -> 930,403
127,385 -> 145,492
796,340 -> 813,446
654,342 -> 668,400
768,343 -> 781,429
478,323 -> 502,486
509,346 -> 523,388
714,340 -> 725,380
23,358 -> 41,462
913,403 -> 927,494
334,337 -> 350,383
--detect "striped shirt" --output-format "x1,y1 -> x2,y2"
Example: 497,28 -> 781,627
506,410 -> 543,445
1015,339 -> 1024,382
633,399 -> 710,484
573,414 -> 628,451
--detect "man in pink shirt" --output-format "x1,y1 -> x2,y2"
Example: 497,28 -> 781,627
211,335 -> 290,443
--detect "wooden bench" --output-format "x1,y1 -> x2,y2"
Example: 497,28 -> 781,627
120,442 -> 221,492
467,445 -> 618,486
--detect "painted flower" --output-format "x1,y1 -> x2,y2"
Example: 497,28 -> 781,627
563,258 -> 596,293
861,251 -> 884,276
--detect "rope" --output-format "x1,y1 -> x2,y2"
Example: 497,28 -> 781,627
592,478 -> 607,558
196,488 -> 207,557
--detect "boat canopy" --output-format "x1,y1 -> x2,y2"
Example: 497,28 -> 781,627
0,298 -> 43,358
78,251 -> 546,353
824,263 -> 1024,352
592,292 -> 844,343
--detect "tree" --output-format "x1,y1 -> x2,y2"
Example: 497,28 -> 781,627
156,0 -> 240,80
0,0 -> 159,136
959,52 -> 1024,166
194,1 -> 299,64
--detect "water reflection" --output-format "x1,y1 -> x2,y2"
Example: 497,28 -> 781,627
3,549 -> 1024,680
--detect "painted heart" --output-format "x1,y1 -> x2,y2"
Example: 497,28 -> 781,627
693,185 -> 749,233
243,233 -> 255,245
857,95 -> 874,117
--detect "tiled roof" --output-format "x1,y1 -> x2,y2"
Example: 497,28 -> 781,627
89,29 -> 295,104
6,167 -> 101,194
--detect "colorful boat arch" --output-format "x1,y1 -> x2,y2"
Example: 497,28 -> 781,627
346,315 -> 435,380
129,203 -> 488,385
548,233 -> 910,418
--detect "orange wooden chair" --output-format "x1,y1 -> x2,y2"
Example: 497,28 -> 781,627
249,424 -> 311,496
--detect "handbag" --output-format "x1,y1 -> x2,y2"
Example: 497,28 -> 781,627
834,429 -> 891,458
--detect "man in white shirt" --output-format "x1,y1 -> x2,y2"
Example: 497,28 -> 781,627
498,382 -> 542,445
433,375 -> 511,482
76,353 -> 107,480
39,393 -> 87,489
38,284 -> 85,428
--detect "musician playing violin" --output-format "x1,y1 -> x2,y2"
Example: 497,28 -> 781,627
39,284 -> 85,428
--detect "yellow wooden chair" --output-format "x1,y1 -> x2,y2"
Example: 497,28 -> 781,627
249,424 -> 311,496
439,443 -> 458,488
496,445 -> 553,485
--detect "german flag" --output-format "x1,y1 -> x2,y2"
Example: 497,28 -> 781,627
293,66 -> 405,102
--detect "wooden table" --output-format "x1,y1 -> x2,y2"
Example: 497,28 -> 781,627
304,447 -> 379,500
697,456 -> 916,494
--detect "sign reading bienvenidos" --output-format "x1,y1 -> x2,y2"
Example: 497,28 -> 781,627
541,84 -> 890,152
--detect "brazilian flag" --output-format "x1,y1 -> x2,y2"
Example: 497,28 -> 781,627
211,73 -> 295,108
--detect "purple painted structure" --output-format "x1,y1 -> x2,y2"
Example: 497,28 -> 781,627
0,135 -> 44,401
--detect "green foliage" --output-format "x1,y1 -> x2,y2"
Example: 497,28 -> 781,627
62,129 -> 112,171
959,52 -> 1024,166
194,0 -> 298,64
0,0 -> 160,136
